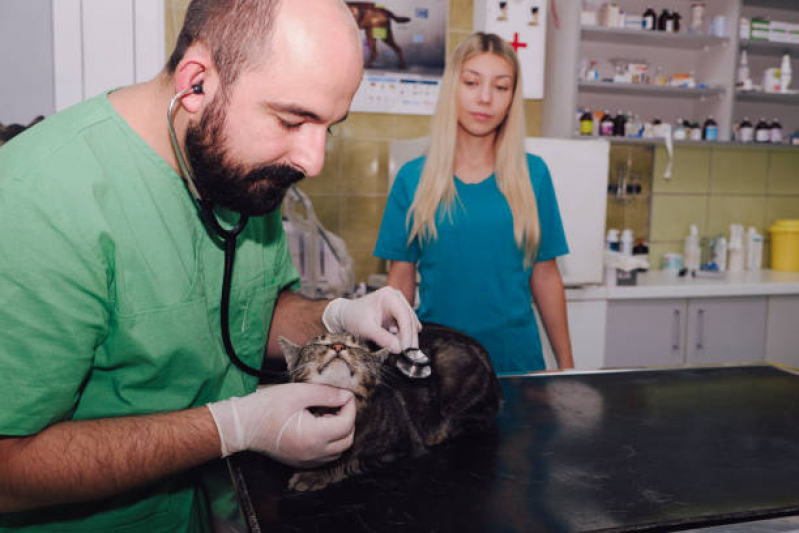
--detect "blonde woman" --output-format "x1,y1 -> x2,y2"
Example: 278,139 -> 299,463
374,32 -> 574,374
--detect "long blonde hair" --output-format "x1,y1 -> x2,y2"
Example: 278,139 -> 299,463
407,32 -> 540,264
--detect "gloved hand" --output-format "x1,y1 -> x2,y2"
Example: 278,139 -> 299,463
207,383 -> 356,467
322,286 -> 422,354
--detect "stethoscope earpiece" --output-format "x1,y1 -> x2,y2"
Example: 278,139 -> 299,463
191,82 -> 204,95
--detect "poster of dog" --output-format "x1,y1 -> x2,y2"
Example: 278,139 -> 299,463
347,1 -> 448,115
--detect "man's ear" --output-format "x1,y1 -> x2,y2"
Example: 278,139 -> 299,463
279,337 -> 303,371
172,41 -> 218,114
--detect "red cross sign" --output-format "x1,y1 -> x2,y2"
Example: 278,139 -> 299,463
509,32 -> 527,53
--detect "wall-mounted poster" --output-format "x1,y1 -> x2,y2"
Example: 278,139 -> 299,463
347,1 -> 449,115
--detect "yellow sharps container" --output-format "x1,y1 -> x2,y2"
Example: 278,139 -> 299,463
769,220 -> 799,272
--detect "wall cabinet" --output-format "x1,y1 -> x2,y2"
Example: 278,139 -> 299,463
543,0 -> 799,143
604,296 -> 767,368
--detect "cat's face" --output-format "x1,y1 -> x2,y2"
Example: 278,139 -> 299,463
279,334 -> 390,399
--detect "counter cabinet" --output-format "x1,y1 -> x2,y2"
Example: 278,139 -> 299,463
604,296 -> 768,368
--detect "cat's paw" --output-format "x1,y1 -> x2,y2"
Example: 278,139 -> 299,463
288,471 -> 332,492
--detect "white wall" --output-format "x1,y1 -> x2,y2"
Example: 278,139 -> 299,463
0,0 -> 165,125
0,0 -> 55,124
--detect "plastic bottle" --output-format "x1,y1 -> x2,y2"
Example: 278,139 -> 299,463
683,224 -> 701,272
643,7 -> 657,30
605,228 -> 620,286
625,112 -> 640,137
621,229 -> 634,255
728,225 -> 745,273
737,50 -> 750,88
714,235 -> 728,272
738,117 -> 753,143
780,53 -> 792,93
579,109 -> 593,135
746,226 -> 763,270
755,117 -> 771,143
690,120 -> 703,140
703,116 -> 718,141
606,229 -> 620,251
770,118 -> 783,144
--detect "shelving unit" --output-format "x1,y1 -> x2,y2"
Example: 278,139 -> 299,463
538,0 -> 799,147
733,2 -> 799,139
543,0 -> 740,143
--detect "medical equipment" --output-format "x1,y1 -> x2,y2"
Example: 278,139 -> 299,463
168,83 -> 260,377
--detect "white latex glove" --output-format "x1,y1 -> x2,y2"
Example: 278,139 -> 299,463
207,383 -> 356,467
322,286 -> 422,354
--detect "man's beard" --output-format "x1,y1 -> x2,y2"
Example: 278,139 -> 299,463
184,95 -> 305,216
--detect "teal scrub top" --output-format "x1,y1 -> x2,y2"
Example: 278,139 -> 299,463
0,94 -> 299,532
374,154 -> 568,374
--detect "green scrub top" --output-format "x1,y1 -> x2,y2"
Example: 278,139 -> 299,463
0,93 -> 299,532
374,154 -> 569,374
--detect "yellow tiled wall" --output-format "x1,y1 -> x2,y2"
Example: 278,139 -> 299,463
165,0 -> 544,284
605,145 -> 653,249
648,146 -> 799,269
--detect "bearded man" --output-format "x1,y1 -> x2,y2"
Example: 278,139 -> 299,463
0,1 -> 421,531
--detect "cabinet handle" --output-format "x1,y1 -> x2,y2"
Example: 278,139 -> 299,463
672,309 -> 681,350
696,309 -> 705,350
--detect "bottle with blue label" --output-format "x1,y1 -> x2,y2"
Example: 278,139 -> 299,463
703,115 -> 718,141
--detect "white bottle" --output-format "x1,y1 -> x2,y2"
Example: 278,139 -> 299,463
683,224 -> 701,272
737,49 -> 750,88
621,229 -> 634,255
780,53 -> 792,93
745,226 -> 763,270
714,235 -> 728,272
606,228 -> 620,251
728,224 -> 745,273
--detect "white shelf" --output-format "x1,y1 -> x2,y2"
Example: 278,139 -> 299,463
575,136 -> 799,150
581,26 -> 729,50
736,91 -> 799,104
739,38 -> 799,57
579,81 -> 726,99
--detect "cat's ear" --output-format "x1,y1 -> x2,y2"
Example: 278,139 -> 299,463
373,347 -> 391,363
279,337 -> 302,370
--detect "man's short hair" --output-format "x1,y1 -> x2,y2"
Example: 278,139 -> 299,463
166,0 -> 280,87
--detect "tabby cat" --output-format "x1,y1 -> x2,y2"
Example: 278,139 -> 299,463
279,323 -> 502,491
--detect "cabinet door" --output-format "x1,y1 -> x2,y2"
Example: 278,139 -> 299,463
605,299 -> 686,368
766,295 -> 799,369
686,297 -> 767,365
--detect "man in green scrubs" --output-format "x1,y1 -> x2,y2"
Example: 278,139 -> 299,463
0,0 -> 421,531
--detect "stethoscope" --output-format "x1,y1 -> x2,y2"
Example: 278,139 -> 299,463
168,83 -> 431,380
168,82 -> 266,377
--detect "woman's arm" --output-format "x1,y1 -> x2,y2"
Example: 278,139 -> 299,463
530,259 -> 574,370
386,260 -> 417,307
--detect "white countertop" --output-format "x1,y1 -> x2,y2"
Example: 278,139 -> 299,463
566,270 -> 799,301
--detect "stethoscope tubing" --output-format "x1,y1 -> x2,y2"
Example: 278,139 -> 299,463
168,86 -> 263,378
